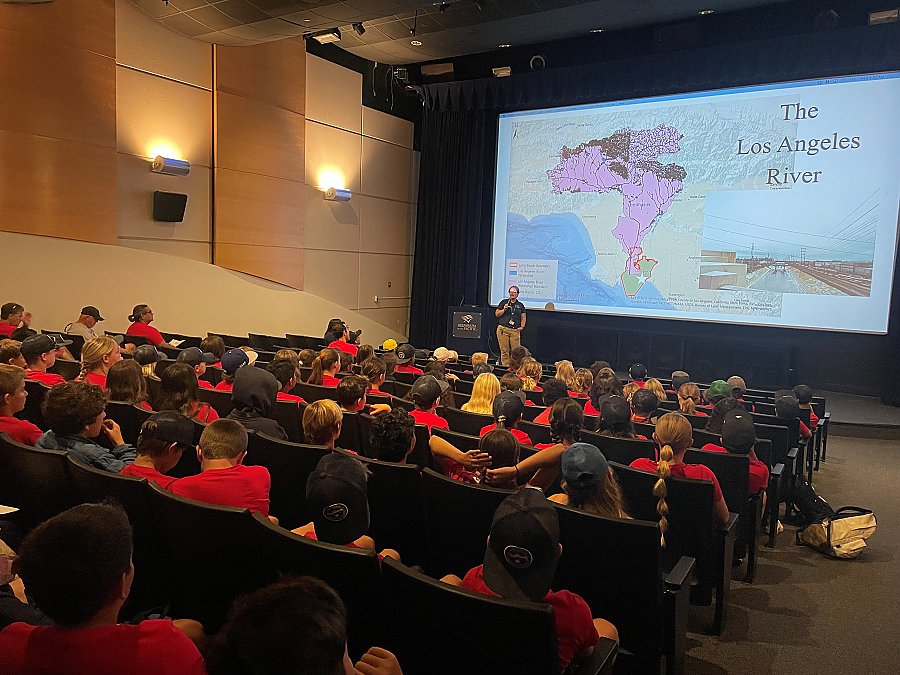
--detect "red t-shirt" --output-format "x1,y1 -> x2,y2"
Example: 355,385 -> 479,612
479,423 -> 532,447
82,371 -> 107,390
583,401 -> 600,416
0,619 -> 205,675
0,323 -> 15,338
169,464 -> 271,516
0,416 -> 43,446
631,414 -> 652,424
190,401 -> 219,424
126,322 -> 166,347
209,361 -> 222,369
395,364 -> 424,375
630,458 -> 724,503
798,420 -> 812,438
408,409 -> 449,431
632,380 -> 646,388
807,409 -> 819,428
303,529 -> 384,562
700,443 -> 770,495
139,401 -> 154,412
277,391 -> 306,403
119,463 -> 178,489
461,565 -> 598,673
25,369 -> 66,387
320,374 -> 340,387
533,407 -> 552,425
198,379 -> 214,390
214,380 -> 233,392
328,340 -> 358,357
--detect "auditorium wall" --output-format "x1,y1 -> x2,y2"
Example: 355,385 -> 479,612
0,0 -> 417,339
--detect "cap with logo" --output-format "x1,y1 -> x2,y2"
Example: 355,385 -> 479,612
132,344 -> 163,366
726,375 -> 747,396
705,379 -> 731,403
721,410 -> 756,453
483,488 -> 560,602
221,348 -> 250,375
138,411 -> 195,450
176,347 -> 217,367
409,374 -> 449,407
492,389 -> 525,421
81,306 -> 105,322
20,334 -> 72,360
561,443 -> 609,490
395,343 -> 416,364
306,453 -> 370,545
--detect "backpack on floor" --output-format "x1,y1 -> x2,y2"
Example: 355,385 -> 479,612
796,507 -> 877,559
791,478 -> 833,527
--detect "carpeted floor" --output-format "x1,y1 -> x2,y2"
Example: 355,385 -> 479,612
676,434 -> 897,674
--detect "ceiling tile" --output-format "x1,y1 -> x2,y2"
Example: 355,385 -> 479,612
185,5 -> 242,30
161,11 -> 215,36
214,0 -> 272,22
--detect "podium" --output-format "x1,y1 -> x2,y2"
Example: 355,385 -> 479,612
446,305 -> 490,354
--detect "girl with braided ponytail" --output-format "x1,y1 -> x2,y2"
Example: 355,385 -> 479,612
308,348 -> 340,386
677,383 -> 707,416
629,412 -> 729,545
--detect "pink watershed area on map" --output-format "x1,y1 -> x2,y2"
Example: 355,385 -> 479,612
546,124 -> 687,295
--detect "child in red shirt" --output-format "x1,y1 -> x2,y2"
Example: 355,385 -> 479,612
176,347 -> 217,389
0,364 -> 43,446
266,358 -> 307,403
407,375 -> 449,431
169,419 -> 271,516
119,411 -> 194,489
308,348 -> 341,387
793,384 -> 820,428
20,334 -> 70,387
479,389 -> 533,446
531,378 -> 568,425
700,410 -> 770,500
441,489 -> 617,673
394,343 -> 424,375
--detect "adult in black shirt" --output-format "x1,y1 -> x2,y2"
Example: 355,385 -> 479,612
494,285 -> 526,367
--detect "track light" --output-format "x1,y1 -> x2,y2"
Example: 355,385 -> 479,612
151,156 -> 190,176
309,28 -> 341,43
352,22 -> 365,36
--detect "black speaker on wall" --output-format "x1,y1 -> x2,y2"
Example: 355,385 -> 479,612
152,191 -> 188,222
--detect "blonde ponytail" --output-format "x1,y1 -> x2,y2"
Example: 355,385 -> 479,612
678,383 -> 701,415
654,443 -> 674,546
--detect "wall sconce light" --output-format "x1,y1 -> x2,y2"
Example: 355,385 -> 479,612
323,187 -> 352,202
151,156 -> 191,176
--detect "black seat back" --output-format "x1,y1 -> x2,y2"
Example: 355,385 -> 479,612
421,468 -> 513,577
0,433 -> 78,527
336,410 -> 364,453
272,400 -> 305,443
295,381 -> 339,403
244,432 -> 330,529
380,558 -> 557,675
440,406 -> 492,436
51,331 -> 85,361
48,358 -> 81,381
431,426 -> 481,451
407,424 -> 433,470
19,380 -> 50,429
105,402 -> 152,446
197,387 -> 235,418
579,430 -> 656,465
518,419 -> 552,445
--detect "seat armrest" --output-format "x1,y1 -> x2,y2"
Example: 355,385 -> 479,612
570,637 -> 618,675
787,447 -> 799,461
770,462 -> 784,480
664,555 -> 695,589
716,512 -> 739,535
823,411 -> 831,420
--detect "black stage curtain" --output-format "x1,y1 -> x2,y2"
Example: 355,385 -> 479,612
409,23 -> 900,349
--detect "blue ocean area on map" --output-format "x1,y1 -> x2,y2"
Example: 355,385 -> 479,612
506,212 -> 675,309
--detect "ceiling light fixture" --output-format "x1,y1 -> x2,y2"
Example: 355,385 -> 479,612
411,39 -> 422,46
698,9 -> 714,15
352,22 -> 365,36
309,28 -> 341,43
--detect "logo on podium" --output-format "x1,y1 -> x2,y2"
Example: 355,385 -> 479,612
452,311 -> 482,338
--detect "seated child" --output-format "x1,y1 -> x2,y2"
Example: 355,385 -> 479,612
336,375 -> 390,415
548,443 -> 630,519
701,410 -> 770,507
479,390 -> 533,446
792,384 -> 819,428
265,358 -> 306,403
407,375 -> 449,431
775,394 -> 812,438
302,399 -> 344,450
119,412 -> 194,488
370,407 -> 415,463
630,388 -> 659,424
0,364 -> 42,446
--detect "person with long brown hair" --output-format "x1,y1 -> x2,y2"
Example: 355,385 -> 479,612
644,378 -> 667,402
585,367 -> 623,416
106,359 -> 152,411
548,443 -> 630,519
572,368 -> 593,398
677,383 -> 706,416
155,363 -> 219,424
308,348 -> 341,387
629,412 -> 729,545
518,357 -> 543,392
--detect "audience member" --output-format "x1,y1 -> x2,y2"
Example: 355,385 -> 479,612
205,577 -> 403,675
176,347 -> 216,389
292,453 -> 399,560
705,397 -> 741,434
792,384 -> 819,428
309,348 -> 341,387
0,503 -> 205,674
106,359 -> 152,411
0,365 -> 42,446
597,395 -> 643,439
79,336 -> 123,390
0,303 -> 29,339
586,367 -> 623,416
533,377 -> 569,425
133,344 -> 164,380
677,383 -> 705,416
548,443 -> 630,519
628,363 -> 647,387
428,433 -> 492,477
423,360 -> 456,408
382,351 -> 399,381
704,379 -> 730,405
589,360 -> 612,380
407,375 -> 449,431
571,368 -> 593,398
297,348 -> 317,368
480,390 -> 532,446
338,350 -> 353,373
644,378 -> 667,402
519,357 -> 543,392
394,344 -> 424,376
326,323 -> 358,358
507,345 -> 530,374
170,419 -> 271,516
355,343 -> 375,365
0,340 -> 26,368
630,412 -> 730,544
432,346 -> 451,362
157,363 -> 219,424
622,382 -> 639,402
470,352 -> 489,368
701,410 -> 770,505
472,362 -> 493,377
201,335 -> 227,368
554,360 -> 577,391
727,375 -> 756,411
630,389 -> 659,424
225,367 -> 286,439
119,412 -> 194,488
125,304 -> 178,348
302,400 -> 343,449
461,372 -> 500,414
336,374 -> 390,416
669,370 -> 691,395
370,407 -> 415,463
21,334 -> 69,387
274,349 -> 300,369
475,428 -> 521,487
441,489 -> 618,673
36,381 -> 135,471
361,357 -> 392,402
63,306 -> 108,342
447,350 -> 459,364
214,348 -> 250,392
775,394 -> 812,438
381,338 -> 398,352
266,358 -> 305,403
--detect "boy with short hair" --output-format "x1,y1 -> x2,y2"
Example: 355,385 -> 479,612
169,419 -> 271,516
792,384 -> 819,428
668,370 -> 690,395
441,489 -> 617,673
0,340 -> 26,368
370,407 -> 415,463
533,377 -> 568,425
701,410 -> 770,497
394,344 -> 424,376
407,375 -> 449,431
0,364 -> 43,446
20,334 -> 71,387
302,399 -> 343,448
176,347 -> 217,389
265,358 -> 306,403
336,375 -> 390,415
327,322 -> 359,358
630,389 -> 659,424
119,412 -> 195,488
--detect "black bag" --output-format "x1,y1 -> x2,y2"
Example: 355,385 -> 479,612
792,478 -> 834,527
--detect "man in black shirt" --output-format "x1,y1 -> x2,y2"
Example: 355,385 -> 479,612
494,286 -> 526,367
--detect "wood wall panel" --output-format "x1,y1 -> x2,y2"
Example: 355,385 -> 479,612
306,55 -> 362,133
0,130 -> 117,244
360,137 -> 414,203
0,0 -> 114,58
305,121 -> 361,192
358,195 -> 412,255
357,253 -> 411,310
303,184 -> 360,252
215,39 -> 305,115
303,250 -> 360,310
0,27 -> 116,148
216,92 -> 304,181
118,238 -> 211,263
215,243 -> 304,290
215,169 -> 304,249
362,106 -> 413,149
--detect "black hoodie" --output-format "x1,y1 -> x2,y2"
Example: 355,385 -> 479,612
226,366 -> 287,440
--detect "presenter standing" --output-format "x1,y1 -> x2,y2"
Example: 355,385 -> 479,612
495,286 -> 526,367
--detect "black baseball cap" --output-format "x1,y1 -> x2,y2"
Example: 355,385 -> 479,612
132,344 -> 163,365
138,411 -> 195,449
492,389 -> 525,421
395,343 -> 415,364
410,375 -> 449,407
81,306 -> 105,322
721,410 -> 756,453
20,334 -> 72,360
176,347 -> 216,367
561,443 -> 609,489
306,453 -> 370,545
